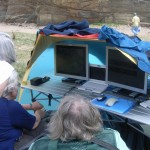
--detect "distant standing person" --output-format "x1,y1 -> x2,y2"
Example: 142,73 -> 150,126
131,13 -> 141,36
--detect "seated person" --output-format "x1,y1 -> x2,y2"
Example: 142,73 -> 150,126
0,32 -> 44,112
0,62 -> 47,150
29,94 -> 129,150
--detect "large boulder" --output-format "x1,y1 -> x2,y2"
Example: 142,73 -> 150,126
5,0 -> 37,23
1,0 -> 150,25
0,0 -> 8,22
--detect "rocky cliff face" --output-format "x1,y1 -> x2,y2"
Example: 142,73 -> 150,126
0,0 -> 150,25
0,0 -> 8,22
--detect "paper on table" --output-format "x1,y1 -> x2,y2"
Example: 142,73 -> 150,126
140,100 -> 150,108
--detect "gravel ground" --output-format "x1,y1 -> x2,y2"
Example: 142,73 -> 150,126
0,22 -> 150,40
0,23 -> 39,34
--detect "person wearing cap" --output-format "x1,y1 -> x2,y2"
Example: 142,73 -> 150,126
0,61 -> 47,150
131,13 -> 141,36
0,32 -> 44,111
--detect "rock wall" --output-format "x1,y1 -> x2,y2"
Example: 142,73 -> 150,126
0,0 -> 8,22
0,0 -> 150,25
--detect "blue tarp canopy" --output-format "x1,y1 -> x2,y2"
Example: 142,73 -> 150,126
98,25 -> 150,74
40,20 -> 150,73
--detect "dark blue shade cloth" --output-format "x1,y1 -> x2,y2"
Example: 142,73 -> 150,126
40,20 -> 100,36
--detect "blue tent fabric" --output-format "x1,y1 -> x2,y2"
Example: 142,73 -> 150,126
40,20 -> 100,36
98,25 -> 150,74
98,25 -> 140,49
40,20 -> 150,73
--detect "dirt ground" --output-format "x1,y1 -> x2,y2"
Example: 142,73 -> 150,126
0,22 -> 150,41
0,23 -> 40,34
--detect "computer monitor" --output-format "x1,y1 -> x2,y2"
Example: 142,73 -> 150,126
89,64 -> 106,81
106,46 -> 148,94
54,43 -> 89,81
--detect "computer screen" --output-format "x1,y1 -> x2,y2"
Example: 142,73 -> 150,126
106,47 -> 147,94
89,64 -> 106,81
54,43 -> 89,81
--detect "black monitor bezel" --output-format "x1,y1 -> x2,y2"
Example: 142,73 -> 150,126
54,43 -> 89,81
106,46 -> 148,94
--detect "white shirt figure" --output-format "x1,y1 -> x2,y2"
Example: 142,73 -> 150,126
131,13 -> 141,36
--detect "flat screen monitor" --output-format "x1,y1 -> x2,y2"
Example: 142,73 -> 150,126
106,46 -> 148,94
89,64 -> 106,81
54,43 -> 89,81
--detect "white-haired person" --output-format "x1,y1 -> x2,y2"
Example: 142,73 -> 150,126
0,32 -> 43,111
0,61 -> 47,150
29,94 -> 129,150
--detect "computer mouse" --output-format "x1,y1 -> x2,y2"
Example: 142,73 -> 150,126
96,95 -> 106,101
105,98 -> 118,107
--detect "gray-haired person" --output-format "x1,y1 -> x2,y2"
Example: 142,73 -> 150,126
0,32 -> 16,64
0,32 -> 43,110
29,94 -> 129,150
0,61 -> 47,150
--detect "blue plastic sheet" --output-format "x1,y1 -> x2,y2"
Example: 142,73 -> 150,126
98,25 -> 150,74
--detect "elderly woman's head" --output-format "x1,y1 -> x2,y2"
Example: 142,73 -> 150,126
0,61 -> 18,98
0,32 -> 16,64
1,69 -> 19,100
48,94 -> 103,141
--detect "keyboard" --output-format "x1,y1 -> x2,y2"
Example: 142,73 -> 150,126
68,88 -> 104,100
78,80 -> 108,93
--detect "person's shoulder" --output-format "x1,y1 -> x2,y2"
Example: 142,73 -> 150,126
96,128 -> 117,146
8,99 -> 22,107
103,128 -> 129,150
2,97 -> 18,106
7,99 -> 25,114
99,128 -> 116,135
29,136 -> 50,150
101,128 -> 123,138
135,16 -> 140,19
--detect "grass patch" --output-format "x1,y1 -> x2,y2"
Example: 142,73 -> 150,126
90,22 -> 121,28
9,32 -> 36,81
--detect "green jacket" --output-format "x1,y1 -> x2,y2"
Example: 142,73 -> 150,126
29,129 -> 117,150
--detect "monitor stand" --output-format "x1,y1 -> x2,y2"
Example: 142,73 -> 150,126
112,87 -> 123,93
112,88 -> 133,98
62,78 -> 85,84
62,78 -> 77,83
129,92 -> 140,98
112,87 -> 142,99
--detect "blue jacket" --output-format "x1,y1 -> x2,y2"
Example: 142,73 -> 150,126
0,97 -> 36,150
